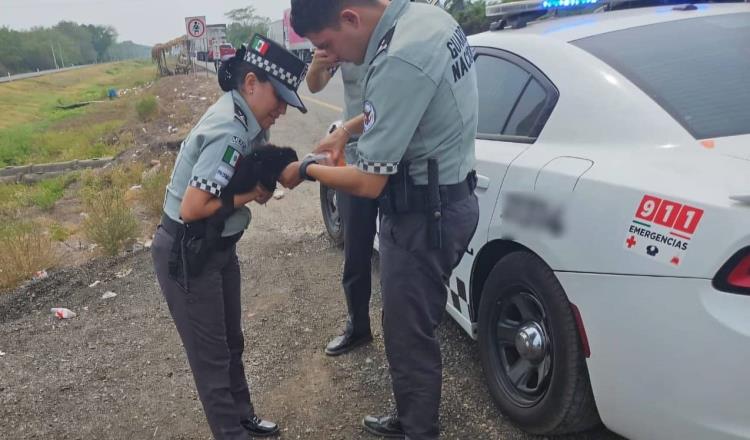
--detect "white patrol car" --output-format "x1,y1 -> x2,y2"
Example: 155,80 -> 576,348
441,1 -> 750,439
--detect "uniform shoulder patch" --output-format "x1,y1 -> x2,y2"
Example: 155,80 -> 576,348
234,102 -> 248,131
371,25 -> 396,65
222,146 -> 241,168
363,101 -> 376,133
230,135 -> 247,150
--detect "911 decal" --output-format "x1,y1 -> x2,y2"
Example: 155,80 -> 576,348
623,194 -> 704,267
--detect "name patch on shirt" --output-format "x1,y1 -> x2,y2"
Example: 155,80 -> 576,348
446,26 -> 474,83
363,101 -> 376,132
222,146 -> 241,167
214,164 -> 234,187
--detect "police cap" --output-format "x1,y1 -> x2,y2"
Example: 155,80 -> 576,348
244,33 -> 308,114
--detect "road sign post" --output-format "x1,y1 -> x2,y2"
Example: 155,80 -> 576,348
205,37 -> 209,77
185,16 -> 207,76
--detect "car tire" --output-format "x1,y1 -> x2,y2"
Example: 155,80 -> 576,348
478,251 -> 600,435
320,183 -> 344,247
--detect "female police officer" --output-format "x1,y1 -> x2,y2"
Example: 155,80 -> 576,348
151,35 -> 307,440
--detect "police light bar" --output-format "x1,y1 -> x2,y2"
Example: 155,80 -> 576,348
543,0 -> 599,7
486,0 -> 599,17
487,0 -> 544,17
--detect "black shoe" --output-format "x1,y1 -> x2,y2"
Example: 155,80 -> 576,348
325,331 -> 373,356
362,414 -> 404,438
241,416 -> 279,437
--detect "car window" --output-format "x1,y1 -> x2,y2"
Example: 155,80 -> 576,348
504,78 -> 547,137
475,55 -> 530,136
573,13 -> 750,139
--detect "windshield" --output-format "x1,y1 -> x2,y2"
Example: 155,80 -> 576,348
573,12 -> 750,139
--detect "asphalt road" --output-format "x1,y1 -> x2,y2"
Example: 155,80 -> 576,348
0,65 -> 87,83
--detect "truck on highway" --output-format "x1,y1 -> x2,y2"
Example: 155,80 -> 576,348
266,10 -> 315,63
206,24 -> 230,62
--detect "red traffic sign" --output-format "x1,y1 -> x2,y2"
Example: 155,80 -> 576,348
185,16 -> 206,39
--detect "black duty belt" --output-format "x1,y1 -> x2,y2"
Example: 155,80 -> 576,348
378,171 -> 477,216
160,213 -> 242,250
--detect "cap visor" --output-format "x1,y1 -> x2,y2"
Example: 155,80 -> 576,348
269,77 -> 307,114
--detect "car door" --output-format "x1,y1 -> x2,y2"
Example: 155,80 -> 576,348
447,48 -> 560,335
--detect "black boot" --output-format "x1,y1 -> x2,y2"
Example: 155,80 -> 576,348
241,415 -> 279,437
362,413 -> 404,438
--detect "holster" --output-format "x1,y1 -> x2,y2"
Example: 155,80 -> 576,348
164,213 -> 226,291
426,159 -> 442,249
377,159 -> 477,250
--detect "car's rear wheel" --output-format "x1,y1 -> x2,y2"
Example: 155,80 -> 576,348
320,183 -> 344,247
478,251 -> 600,435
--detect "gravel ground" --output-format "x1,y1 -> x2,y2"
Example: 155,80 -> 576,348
0,76 -> 623,440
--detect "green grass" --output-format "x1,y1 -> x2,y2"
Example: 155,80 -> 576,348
0,173 -> 78,215
135,95 -> 158,122
48,222 -> 72,242
0,120 -> 124,166
140,163 -> 172,218
83,187 -> 139,256
28,174 -> 77,210
0,220 -> 59,290
0,59 -> 155,166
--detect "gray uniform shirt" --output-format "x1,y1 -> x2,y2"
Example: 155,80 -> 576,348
333,62 -> 367,165
163,90 -> 265,237
356,0 -> 478,185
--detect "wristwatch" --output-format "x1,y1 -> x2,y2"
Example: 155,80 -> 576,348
299,154 -> 326,182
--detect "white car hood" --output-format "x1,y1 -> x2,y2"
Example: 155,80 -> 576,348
708,134 -> 750,162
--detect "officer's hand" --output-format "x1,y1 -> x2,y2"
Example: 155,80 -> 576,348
279,162 -> 303,189
312,49 -> 338,69
313,128 -> 348,165
254,185 -> 273,205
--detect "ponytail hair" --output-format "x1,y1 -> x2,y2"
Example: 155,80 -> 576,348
217,45 -> 270,92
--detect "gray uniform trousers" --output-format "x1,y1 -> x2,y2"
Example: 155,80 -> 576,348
338,190 -> 379,336
379,195 -> 479,440
151,225 -> 253,440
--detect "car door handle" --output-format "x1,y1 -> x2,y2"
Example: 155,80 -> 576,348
476,174 -> 490,190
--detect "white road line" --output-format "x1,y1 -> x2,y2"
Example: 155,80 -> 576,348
300,94 -> 343,113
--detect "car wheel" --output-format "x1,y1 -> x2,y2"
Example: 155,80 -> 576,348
320,183 -> 344,247
478,251 -> 600,435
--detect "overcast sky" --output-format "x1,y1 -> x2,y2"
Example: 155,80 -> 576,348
0,0 -> 293,46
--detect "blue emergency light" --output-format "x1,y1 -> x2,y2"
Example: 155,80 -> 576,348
487,0 -> 601,18
542,0 -> 599,7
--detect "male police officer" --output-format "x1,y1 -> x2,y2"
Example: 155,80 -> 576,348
306,49 -> 375,356
288,1 -> 479,438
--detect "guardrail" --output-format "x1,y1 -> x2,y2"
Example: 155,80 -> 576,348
0,157 -> 113,184
0,65 -> 88,84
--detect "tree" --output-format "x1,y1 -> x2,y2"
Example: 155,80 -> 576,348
449,0 -> 492,35
0,22 -> 145,75
86,25 -> 117,61
225,6 -> 270,48
225,6 -> 259,26
446,0 -> 468,13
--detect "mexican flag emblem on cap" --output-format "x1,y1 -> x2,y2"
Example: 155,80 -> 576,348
251,36 -> 269,55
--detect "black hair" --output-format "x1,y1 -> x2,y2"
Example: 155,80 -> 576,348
217,45 -> 270,92
290,0 -> 378,37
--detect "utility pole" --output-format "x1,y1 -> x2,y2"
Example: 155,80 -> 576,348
58,43 -> 65,68
50,44 -> 59,69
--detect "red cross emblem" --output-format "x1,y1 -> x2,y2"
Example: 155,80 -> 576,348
626,235 -> 637,248
670,256 -> 680,265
